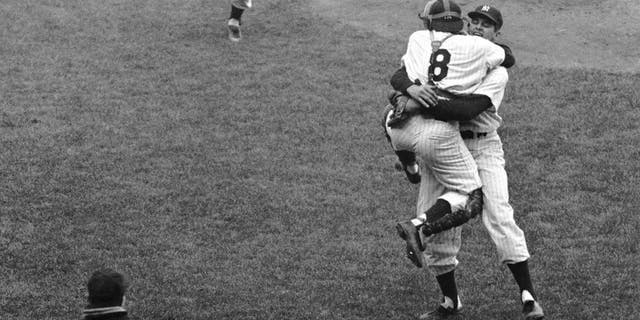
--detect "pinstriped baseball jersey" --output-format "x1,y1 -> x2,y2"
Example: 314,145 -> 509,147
401,30 -> 505,95
459,67 -> 508,132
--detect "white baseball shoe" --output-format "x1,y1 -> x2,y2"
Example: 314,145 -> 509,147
227,18 -> 241,42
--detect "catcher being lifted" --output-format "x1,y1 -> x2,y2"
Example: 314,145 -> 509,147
384,90 -> 485,267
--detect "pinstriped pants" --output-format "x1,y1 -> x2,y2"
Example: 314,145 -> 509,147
418,131 -> 530,275
385,113 -> 482,196
231,0 -> 252,9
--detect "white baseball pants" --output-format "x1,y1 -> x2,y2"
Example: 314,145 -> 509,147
385,112 -> 482,211
420,131 -> 530,275
231,0 -> 252,10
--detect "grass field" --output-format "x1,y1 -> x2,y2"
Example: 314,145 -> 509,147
1,0 -> 639,319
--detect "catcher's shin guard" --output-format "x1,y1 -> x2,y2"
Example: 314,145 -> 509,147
421,209 -> 474,237
421,189 -> 484,237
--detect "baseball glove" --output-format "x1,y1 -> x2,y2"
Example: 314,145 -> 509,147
385,91 -> 435,128
385,91 -> 412,128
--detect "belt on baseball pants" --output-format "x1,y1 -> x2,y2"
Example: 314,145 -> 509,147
460,130 -> 488,139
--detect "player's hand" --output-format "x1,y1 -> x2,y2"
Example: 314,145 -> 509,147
406,84 -> 438,108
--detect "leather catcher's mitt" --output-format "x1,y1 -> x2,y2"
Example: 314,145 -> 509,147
385,91 -> 432,128
386,91 -> 412,128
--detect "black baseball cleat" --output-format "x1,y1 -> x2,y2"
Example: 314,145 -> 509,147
394,161 -> 421,184
395,220 -> 425,268
418,296 -> 463,319
418,305 -> 462,320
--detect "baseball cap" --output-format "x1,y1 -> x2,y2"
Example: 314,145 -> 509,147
87,269 -> 129,308
468,5 -> 503,30
419,0 -> 464,33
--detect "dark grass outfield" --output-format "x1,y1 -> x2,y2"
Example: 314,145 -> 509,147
1,0 -> 639,319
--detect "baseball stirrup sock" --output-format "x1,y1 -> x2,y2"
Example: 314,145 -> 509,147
395,150 -> 416,165
230,5 -> 244,20
436,270 -> 459,308
508,260 -> 536,299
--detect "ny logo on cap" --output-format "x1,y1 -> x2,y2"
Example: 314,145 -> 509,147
481,5 -> 491,11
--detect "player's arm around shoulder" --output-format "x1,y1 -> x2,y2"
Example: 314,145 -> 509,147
496,43 -> 516,68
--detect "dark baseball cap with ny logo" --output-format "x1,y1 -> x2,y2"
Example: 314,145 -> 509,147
468,5 -> 503,30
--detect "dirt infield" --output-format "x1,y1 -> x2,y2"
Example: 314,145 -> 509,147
309,0 -> 640,73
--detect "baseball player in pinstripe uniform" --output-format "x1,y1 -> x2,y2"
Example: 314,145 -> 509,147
386,0 -> 511,271
390,5 -> 545,320
227,0 -> 252,42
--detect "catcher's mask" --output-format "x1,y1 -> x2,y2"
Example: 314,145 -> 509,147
419,0 -> 464,33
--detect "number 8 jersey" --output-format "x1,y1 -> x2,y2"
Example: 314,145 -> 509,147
401,30 -> 506,95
